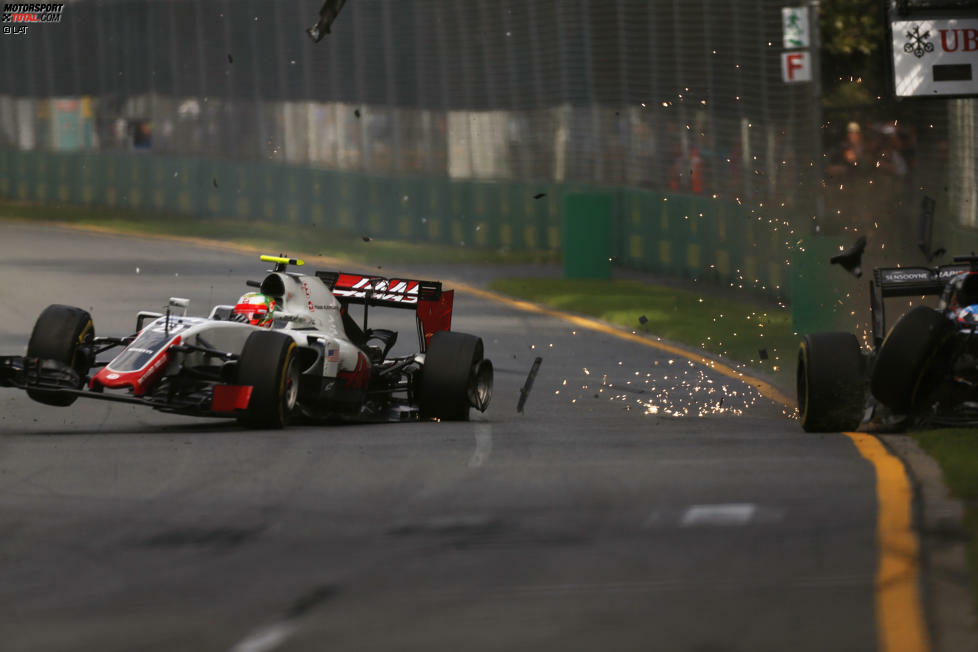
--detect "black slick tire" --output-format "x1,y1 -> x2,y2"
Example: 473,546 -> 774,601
26,304 -> 94,407
797,332 -> 864,432
420,331 -> 485,421
236,331 -> 299,428
870,306 -> 953,413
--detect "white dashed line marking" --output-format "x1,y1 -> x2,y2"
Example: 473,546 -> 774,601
228,622 -> 298,652
680,503 -> 757,527
468,424 -> 493,468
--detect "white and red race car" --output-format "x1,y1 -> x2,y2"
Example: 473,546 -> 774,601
0,255 -> 493,427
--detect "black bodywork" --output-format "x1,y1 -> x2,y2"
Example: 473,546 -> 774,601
866,255 -> 978,426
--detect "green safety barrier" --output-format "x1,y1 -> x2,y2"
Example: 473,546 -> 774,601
1,148 -> 798,303
790,236 -> 852,335
563,193 -> 613,279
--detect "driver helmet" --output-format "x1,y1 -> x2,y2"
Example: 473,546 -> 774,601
950,273 -> 978,311
233,292 -> 278,327
957,304 -> 978,326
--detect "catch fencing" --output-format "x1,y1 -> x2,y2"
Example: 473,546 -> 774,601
1,0 -> 975,305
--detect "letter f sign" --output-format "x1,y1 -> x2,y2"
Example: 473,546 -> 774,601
781,52 -> 812,82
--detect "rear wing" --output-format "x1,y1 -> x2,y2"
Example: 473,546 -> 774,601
315,271 -> 453,349
869,263 -> 970,348
315,271 -> 443,307
873,265 -> 969,298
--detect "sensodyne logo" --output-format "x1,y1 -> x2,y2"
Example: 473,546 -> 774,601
883,269 -> 931,282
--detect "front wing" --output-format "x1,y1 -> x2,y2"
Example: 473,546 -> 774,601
0,355 -> 421,423
0,355 -> 252,417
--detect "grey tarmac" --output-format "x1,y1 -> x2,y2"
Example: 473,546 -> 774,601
0,221 -> 881,651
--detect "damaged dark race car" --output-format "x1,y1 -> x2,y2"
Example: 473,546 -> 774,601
0,255 -> 493,428
798,254 -> 978,432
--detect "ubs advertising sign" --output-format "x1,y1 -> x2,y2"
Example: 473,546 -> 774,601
891,18 -> 978,97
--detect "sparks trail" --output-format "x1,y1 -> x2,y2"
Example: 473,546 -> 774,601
564,361 -> 766,418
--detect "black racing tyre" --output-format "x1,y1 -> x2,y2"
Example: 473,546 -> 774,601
871,306 -> 954,413
797,332 -> 865,432
236,330 -> 299,428
26,304 -> 95,407
419,331 -> 488,421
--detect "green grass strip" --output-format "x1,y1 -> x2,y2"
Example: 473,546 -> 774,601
912,428 -> 978,615
488,277 -> 798,382
0,200 -> 558,267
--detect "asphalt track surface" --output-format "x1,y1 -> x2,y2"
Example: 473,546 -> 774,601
0,222 -> 887,651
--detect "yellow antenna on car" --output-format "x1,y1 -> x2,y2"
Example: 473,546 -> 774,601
260,255 -> 305,272
260,255 -> 304,266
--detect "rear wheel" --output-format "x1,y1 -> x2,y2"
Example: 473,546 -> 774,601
797,332 -> 865,432
26,304 -> 94,407
236,331 -> 299,428
871,306 -> 954,413
419,331 -> 492,421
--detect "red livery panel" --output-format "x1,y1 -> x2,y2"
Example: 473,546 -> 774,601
91,335 -> 181,396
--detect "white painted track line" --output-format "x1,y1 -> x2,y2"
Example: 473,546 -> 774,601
468,423 -> 493,468
680,504 -> 757,527
228,622 -> 298,652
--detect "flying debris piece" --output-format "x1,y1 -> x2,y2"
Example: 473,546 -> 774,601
830,235 -> 867,278
306,0 -> 348,43
517,356 -> 543,413
918,196 -> 936,260
212,177 -> 218,188
533,193 -> 547,200
758,348 -> 768,360
933,247 -> 947,259
638,315 -> 648,325
227,53 -> 233,64
354,108 -> 361,119
362,235 -> 372,242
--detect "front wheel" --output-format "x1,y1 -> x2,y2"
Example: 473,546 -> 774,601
236,331 -> 299,428
26,304 -> 95,407
797,332 -> 865,432
419,331 -> 493,421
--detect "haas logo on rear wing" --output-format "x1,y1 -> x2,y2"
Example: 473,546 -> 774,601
315,271 -> 443,307
316,271 -> 452,348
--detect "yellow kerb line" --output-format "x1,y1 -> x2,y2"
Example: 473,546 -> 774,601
846,432 -> 930,652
